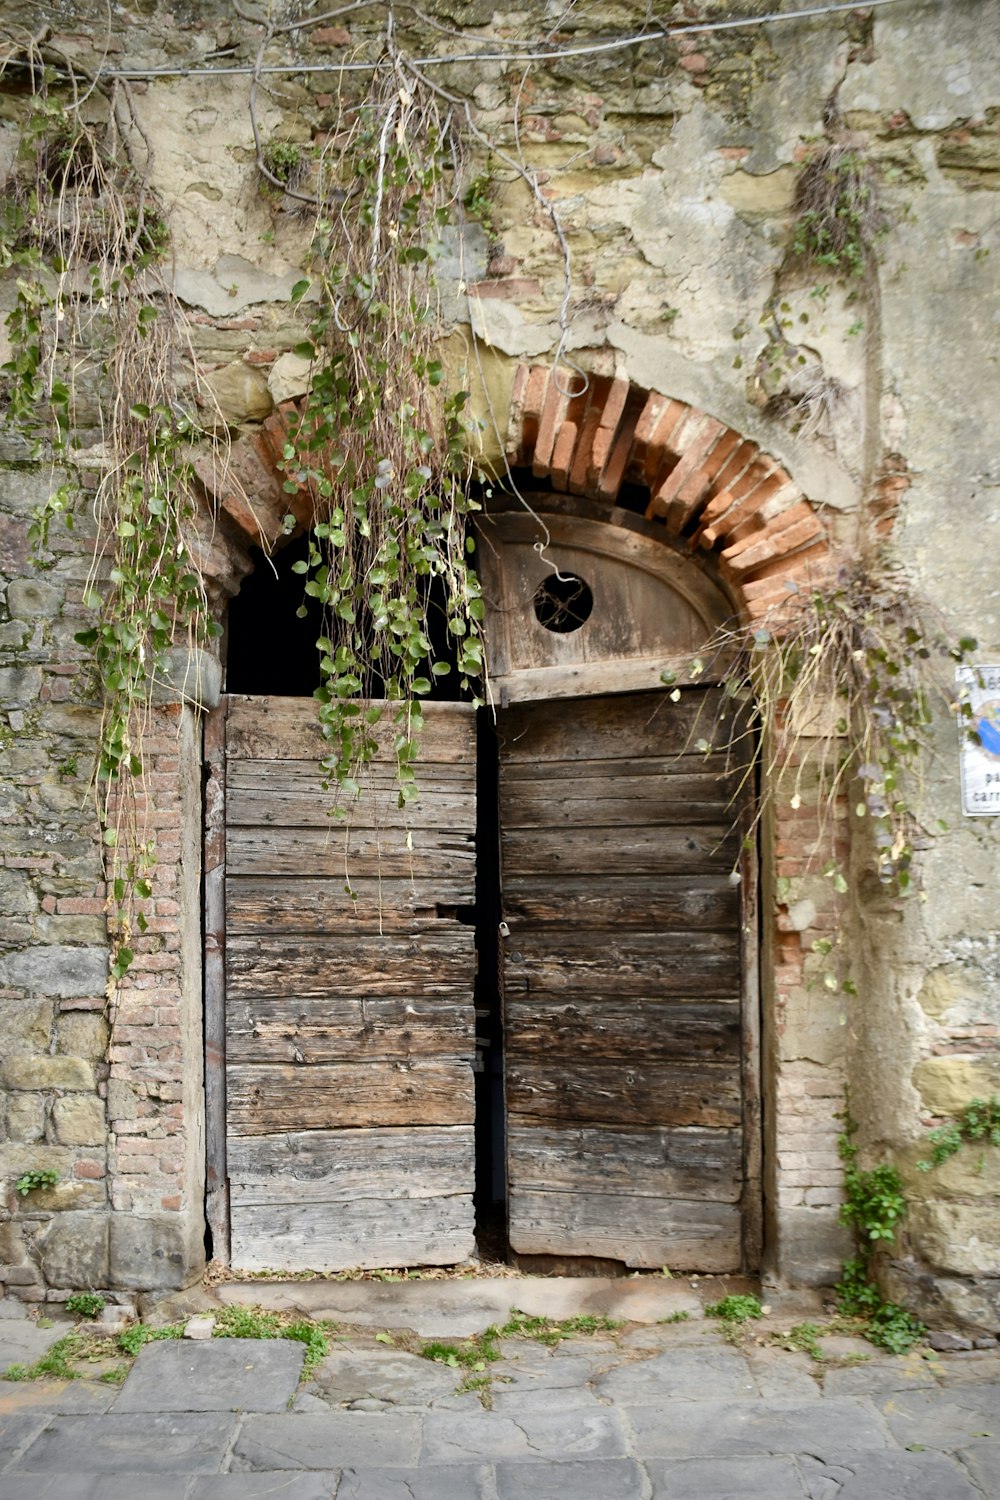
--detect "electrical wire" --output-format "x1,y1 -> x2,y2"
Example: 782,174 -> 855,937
57,1 -> 902,82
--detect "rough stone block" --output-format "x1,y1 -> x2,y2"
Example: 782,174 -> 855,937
2,1055 -> 95,1092
645,1455 -> 806,1499
36,1211 -> 110,1288
55,1013 -> 110,1062
5,1093 -> 46,1143
150,646 -> 222,711
52,1095 -> 106,1146
913,1057 -> 1000,1115
0,666 -> 43,707
910,1201 -> 1000,1277
0,946 -> 108,1001
6,577 -> 61,618
497,1459 -> 647,1500
109,1212 -> 205,1292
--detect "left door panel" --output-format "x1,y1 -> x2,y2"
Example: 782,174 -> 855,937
219,696 -> 477,1272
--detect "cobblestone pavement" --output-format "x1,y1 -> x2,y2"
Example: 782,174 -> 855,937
1,1288 -> 999,1498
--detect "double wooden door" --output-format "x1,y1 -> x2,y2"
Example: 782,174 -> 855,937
211,690 -> 757,1273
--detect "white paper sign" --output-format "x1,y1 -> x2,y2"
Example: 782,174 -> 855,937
957,665 -> 1000,816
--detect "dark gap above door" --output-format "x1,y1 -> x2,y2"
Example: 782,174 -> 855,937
225,533 -> 464,700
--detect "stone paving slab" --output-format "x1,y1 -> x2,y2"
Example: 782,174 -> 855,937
0,1411 -> 50,1467
420,1406 -> 627,1463
490,1382 -> 603,1412
624,1397 -> 890,1459
494,1456 -> 647,1499
190,1474 -> 340,1498
114,1338 -> 305,1413
0,1323 -> 67,1376
9,1413 -> 237,1474
0,1477 -> 192,1499
798,1449 -> 983,1499
879,1385 -> 1000,1451
645,1454 -> 807,1498
0,1380 -> 116,1415
821,1353 -> 939,1399
955,1441 -> 1000,1494
308,1350 -> 459,1409
746,1347 -> 822,1400
595,1347 -> 758,1403
232,1412 -> 422,1470
336,1463 -> 492,1498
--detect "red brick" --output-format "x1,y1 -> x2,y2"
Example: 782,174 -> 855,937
74,1159 -> 106,1180
721,512 -> 824,578
549,420 -> 579,491
640,399 -> 689,487
646,417 -> 726,529
310,26 -> 351,46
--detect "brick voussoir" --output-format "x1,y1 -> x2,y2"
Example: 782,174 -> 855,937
509,364 -> 549,465
721,514 -> 825,576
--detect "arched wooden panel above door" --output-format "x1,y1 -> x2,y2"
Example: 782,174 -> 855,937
478,503 -> 734,705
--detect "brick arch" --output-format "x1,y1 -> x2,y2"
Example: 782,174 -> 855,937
189,369 -> 837,626
506,363 -> 836,623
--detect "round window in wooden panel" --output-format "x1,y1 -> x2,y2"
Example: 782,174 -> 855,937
532,572 -> 594,633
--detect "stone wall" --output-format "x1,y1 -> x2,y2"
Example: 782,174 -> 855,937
1,0 -> 998,1320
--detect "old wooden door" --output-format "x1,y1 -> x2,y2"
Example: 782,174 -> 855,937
499,687 -> 757,1271
212,696 -> 478,1272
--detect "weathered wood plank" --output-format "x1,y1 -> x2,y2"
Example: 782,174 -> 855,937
506,1061 -> 741,1129
501,824 -> 740,877
226,696 -> 476,764
506,1190 -> 741,1270
227,876 -> 476,932
503,932 -> 739,998
500,774 -> 741,829
500,690 -> 746,764
225,825 -> 476,880
226,765 -> 475,832
505,1000 -> 740,1062
501,875 -> 738,930
227,996 -> 475,1064
227,1059 -> 475,1134
228,1125 -> 474,1198
506,1124 -> 741,1201
226,932 -> 475,999
230,1195 -> 476,1273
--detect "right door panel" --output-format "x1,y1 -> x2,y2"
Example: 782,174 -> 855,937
499,688 -> 754,1271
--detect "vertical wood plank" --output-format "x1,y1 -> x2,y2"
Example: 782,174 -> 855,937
203,699 -> 230,1261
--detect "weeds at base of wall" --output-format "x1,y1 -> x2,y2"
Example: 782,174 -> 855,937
835,1121 -> 926,1354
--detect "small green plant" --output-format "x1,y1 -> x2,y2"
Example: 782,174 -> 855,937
14,1169 -> 59,1196
458,1371 -> 495,1408
261,139 -> 306,188
705,1294 -> 763,1323
100,1365 -> 129,1386
65,1292 -> 106,1320
918,1096 -> 1000,1171
3,1363 -> 28,1381
420,1338 -> 491,1371
835,1123 -> 925,1354
116,1321 -> 185,1358
212,1305 -> 282,1340
660,1310 -> 691,1324
775,1321 -> 824,1362
281,1319 -> 331,1376
790,145 -> 888,279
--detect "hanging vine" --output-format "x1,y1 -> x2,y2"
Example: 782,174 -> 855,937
267,62 -> 486,799
1,43 -> 221,982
